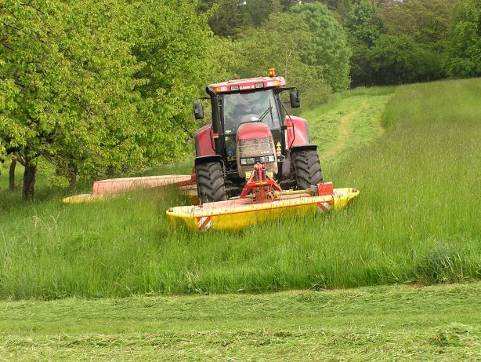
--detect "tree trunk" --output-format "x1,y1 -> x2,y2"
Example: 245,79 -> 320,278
23,162 -> 37,200
9,158 -> 16,191
68,169 -> 77,189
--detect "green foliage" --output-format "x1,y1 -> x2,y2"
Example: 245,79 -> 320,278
0,0 -> 228,197
291,3 -> 351,91
201,0 -> 479,87
346,0 -> 457,86
233,3 -> 349,105
203,0 -> 249,37
233,11 -> 330,105
367,34 -> 445,85
129,0 -> 229,163
381,0 -> 458,45
244,0 -> 282,27
199,0 -> 282,36
445,0 -> 481,77
345,0 -> 383,47
0,0 -> 144,196
345,0 -> 384,86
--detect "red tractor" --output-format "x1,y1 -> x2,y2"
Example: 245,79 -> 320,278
193,69 -> 323,203
63,69 -> 359,231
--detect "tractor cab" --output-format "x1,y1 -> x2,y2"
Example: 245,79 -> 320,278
222,89 -> 281,132
193,69 -> 322,203
222,88 -> 282,155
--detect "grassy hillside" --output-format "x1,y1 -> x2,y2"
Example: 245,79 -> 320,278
302,86 -> 394,169
0,79 -> 480,299
1,282 -> 481,359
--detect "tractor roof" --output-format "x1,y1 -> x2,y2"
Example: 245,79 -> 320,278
208,76 -> 286,94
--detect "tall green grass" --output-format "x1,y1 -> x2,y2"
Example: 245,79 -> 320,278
0,79 -> 480,299
301,89 -> 392,168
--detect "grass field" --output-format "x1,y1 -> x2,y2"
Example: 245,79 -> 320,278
1,79 -> 480,299
302,86 -> 394,168
1,282 -> 481,359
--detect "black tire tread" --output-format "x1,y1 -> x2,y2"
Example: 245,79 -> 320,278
196,162 -> 227,203
292,150 -> 323,189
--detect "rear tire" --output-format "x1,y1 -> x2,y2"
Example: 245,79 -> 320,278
196,161 -> 227,203
292,149 -> 324,190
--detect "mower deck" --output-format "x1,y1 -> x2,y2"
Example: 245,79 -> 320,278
62,175 -> 193,204
166,187 -> 359,231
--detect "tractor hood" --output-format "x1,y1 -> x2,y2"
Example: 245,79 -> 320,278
237,122 -> 272,141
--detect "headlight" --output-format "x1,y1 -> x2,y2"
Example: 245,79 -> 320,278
241,157 -> 256,165
259,155 -> 275,163
241,155 -> 275,165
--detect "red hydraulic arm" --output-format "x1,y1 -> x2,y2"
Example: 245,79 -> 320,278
240,163 -> 283,203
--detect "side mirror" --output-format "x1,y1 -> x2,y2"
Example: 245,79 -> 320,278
290,90 -> 300,108
193,100 -> 204,120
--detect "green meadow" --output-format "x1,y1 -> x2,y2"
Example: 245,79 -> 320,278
2,282 -> 481,359
1,79 -> 480,299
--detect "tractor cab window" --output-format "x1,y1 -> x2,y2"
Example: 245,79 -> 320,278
222,90 -> 281,134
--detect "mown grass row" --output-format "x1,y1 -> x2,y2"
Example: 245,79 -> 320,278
2,283 -> 481,359
0,79 -> 480,299
301,86 -> 393,168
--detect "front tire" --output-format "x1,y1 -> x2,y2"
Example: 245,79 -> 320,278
292,149 -> 324,190
196,161 -> 227,203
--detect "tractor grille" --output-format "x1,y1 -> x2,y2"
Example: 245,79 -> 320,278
237,138 -> 273,158
236,136 -> 277,178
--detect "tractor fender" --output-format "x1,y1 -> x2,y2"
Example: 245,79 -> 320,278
195,155 -> 223,166
195,124 -> 216,157
290,144 -> 318,153
284,116 -> 311,149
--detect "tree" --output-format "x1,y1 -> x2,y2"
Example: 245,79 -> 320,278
368,34 -> 445,85
234,11 -> 327,100
381,0 -> 458,46
199,0 -> 284,36
0,0 -> 143,199
232,4 -> 350,105
1,0 -> 229,199
378,0 -> 458,82
345,0 -> 384,86
346,0 -> 383,47
8,157 -> 16,191
445,0 -> 481,77
199,0 -> 249,36
345,0 -> 454,86
291,3 -> 352,91
129,0 -> 232,163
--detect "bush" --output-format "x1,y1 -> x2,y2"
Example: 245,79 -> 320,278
445,0 -> 481,77
366,34 -> 446,85
346,0 -> 455,86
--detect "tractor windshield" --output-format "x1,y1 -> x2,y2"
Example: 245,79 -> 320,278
222,90 -> 281,134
